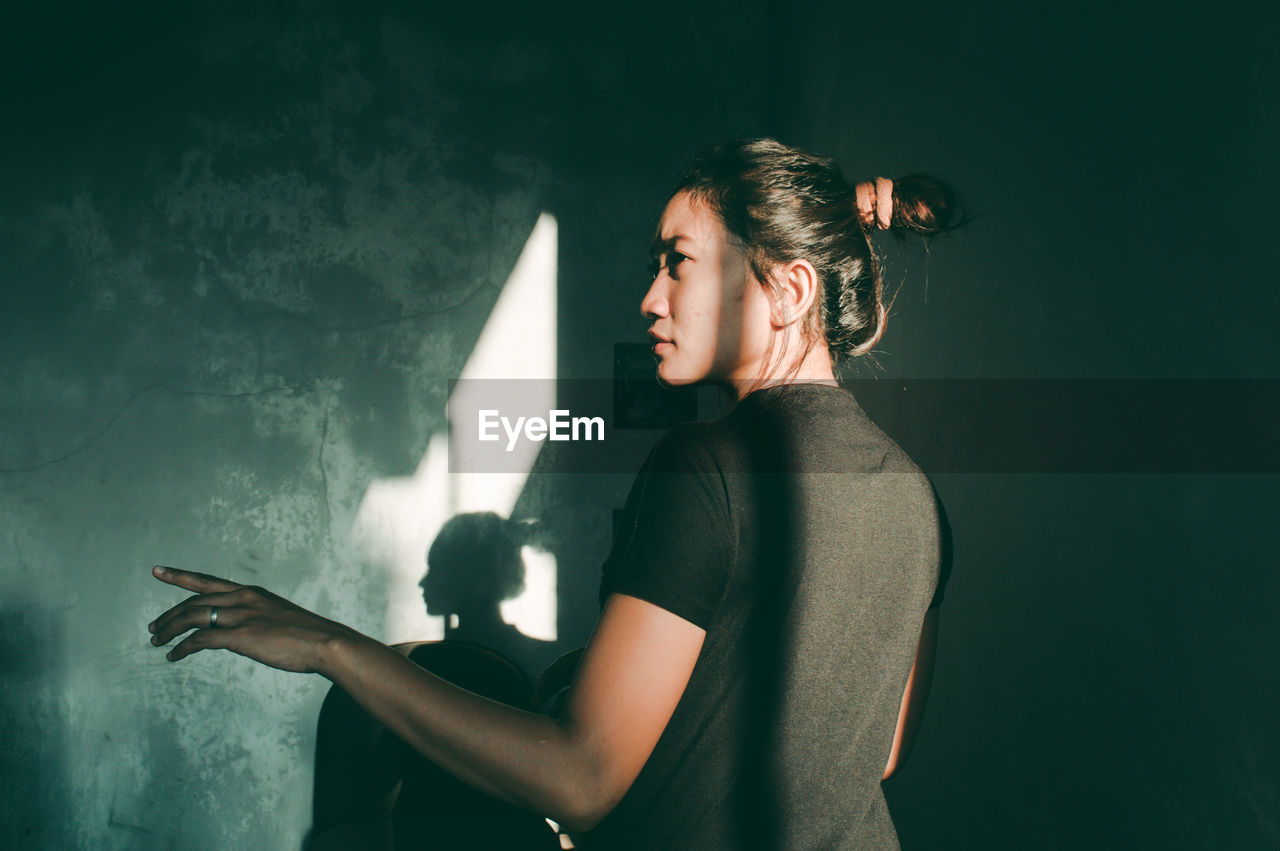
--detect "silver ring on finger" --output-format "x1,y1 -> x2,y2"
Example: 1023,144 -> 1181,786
209,606 -> 220,628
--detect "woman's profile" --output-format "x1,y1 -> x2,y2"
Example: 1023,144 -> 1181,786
147,138 -> 960,848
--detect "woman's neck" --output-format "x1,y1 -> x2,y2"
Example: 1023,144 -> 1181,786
723,338 -> 837,403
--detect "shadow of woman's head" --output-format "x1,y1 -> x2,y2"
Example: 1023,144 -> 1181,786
420,512 -> 526,621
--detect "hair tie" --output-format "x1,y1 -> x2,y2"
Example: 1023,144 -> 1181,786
855,177 -> 895,230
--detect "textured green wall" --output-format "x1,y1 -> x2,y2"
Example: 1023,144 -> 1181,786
0,2 -> 766,847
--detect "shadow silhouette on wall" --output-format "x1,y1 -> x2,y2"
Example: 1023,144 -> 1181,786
305,512 -> 566,849
421,511 -> 558,684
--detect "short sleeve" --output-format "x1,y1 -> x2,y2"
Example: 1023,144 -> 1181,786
599,427 -> 732,629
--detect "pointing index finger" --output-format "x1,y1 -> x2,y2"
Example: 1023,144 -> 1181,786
152,565 -> 240,594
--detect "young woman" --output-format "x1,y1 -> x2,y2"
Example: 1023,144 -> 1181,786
148,138 -> 958,848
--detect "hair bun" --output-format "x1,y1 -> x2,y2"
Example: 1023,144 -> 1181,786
885,174 -> 965,236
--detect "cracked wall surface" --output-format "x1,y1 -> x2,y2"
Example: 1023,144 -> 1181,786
0,2 -> 767,847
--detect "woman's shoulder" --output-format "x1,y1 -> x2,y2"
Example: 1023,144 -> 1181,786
642,417 -> 743,475
644,384 -> 931,485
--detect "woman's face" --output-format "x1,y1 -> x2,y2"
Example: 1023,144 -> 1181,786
641,191 -> 774,390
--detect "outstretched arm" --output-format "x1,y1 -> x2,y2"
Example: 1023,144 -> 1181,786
147,566 -> 703,832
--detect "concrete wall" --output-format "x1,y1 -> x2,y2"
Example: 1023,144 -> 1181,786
0,2 -> 766,847
2,1 -> 1277,848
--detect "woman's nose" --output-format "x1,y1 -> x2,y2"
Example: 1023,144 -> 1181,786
640,275 -> 669,320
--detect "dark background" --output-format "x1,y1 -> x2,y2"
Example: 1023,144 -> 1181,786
1,1 -> 1277,847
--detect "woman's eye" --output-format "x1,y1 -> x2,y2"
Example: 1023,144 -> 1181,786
649,252 -> 687,280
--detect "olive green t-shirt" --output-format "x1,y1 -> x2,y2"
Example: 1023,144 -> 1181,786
582,382 -> 946,850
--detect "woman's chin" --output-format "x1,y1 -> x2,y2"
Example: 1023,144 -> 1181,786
655,366 -> 699,389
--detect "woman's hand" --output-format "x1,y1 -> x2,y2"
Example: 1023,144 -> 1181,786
147,565 -> 358,675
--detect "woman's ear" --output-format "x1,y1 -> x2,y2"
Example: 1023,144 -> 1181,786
767,259 -> 820,328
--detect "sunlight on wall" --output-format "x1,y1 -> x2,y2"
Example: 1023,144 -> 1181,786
353,214 -> 558,645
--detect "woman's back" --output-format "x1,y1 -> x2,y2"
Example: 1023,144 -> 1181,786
581,382 -> 941,849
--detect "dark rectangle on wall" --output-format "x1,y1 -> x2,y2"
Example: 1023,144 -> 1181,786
445,379 -> 1280,474
613,343 -> 699,428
